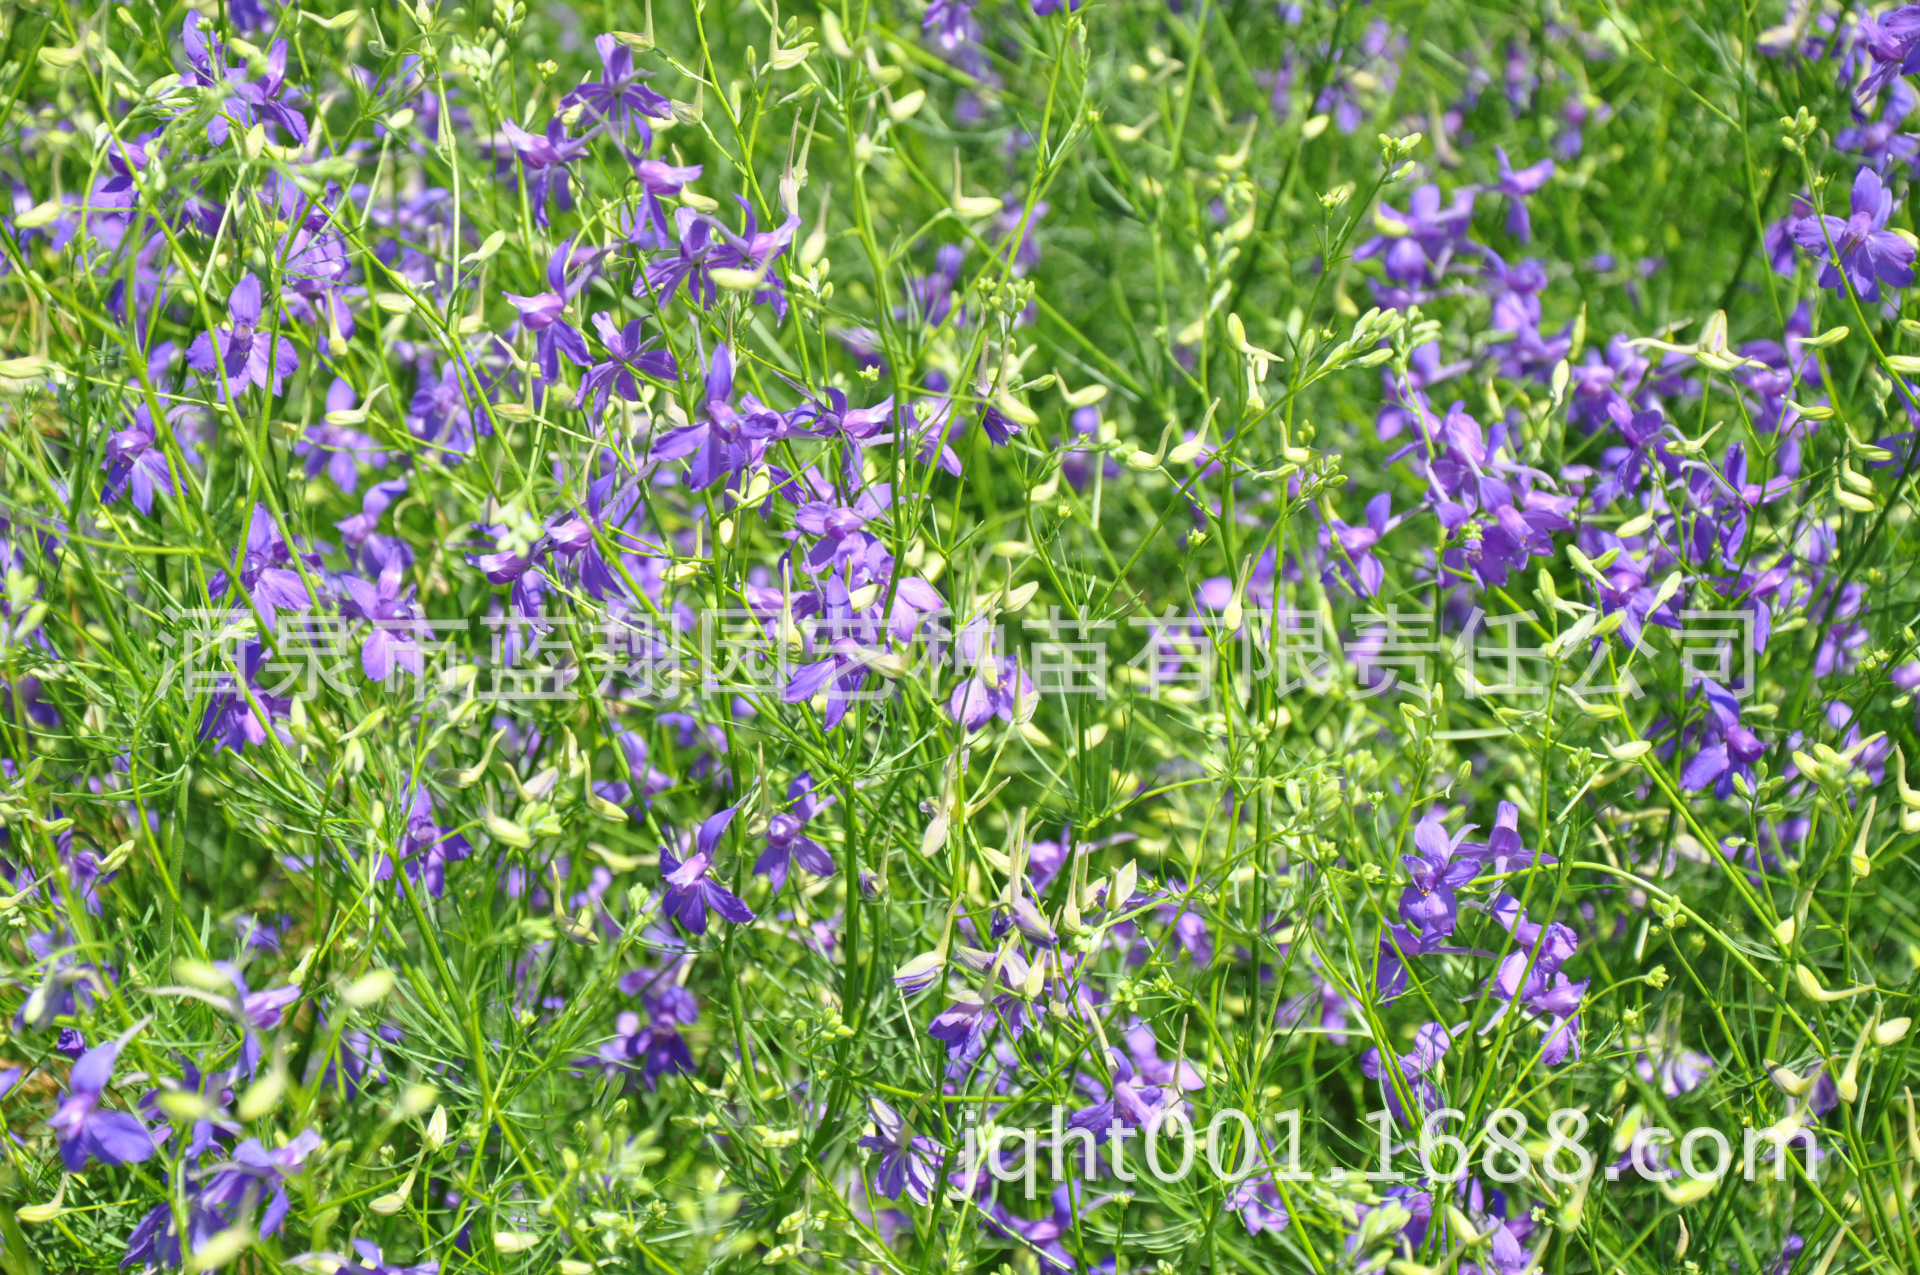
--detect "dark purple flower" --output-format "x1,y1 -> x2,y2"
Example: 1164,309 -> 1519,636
1358,185 -> 1476,284
1677,678 -> 1769,798
577,312 -> 678,420
660,810 -> 755,934
709,196 -> 803,318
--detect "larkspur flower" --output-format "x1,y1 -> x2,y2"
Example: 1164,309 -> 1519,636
660,810 -> 755,934
858,1097 -> 944,1206
561,34 -> 670,141
48,1028 -> 165,1170
1320,493 -> 1398,597
499,118 -> 588,227
504,242 -> 594,384
1791,166 -> 1916,301
1491,147 -> 1554,241
102,405 -> 176,515
186,274 -> 300,399
577,312 -> 678,420
752,772 -> 836,893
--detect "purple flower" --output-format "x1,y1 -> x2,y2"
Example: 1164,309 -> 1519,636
332,1240 -> 440,1275
341,570 -> 428,684
1398,813 -> 1487,942
499,118 -> 588,227
1360,1021 -> 1455,1125
577,312 -> 678,420
1836,81 -> 1920,172
1676,678 -> 1768,798
1320,493 -> 1397,597
1358,185 -> 1476,284
196,1130 -> 323,1244
209,503 -> 313,620
858,1097 -> 944,1206
709,196 -> 803,319
186,274 -> 300,399
335,476 -> 410,552
660,810 -> 755,934
643,207 -> 723,307
582,998 -> 696,1092
297,380 -> 389,490
102,406 -> 175,515
198,642 -> 293,755
1485,896 -> 1586,1065
1225,1175 -> 1291,1236
504,242 -> 594,384
1791,166 -> 1916,302
752,772 -> 836,893
1631,1025 -> 1716,1097
393,784 -> 471,897
48,1029 -> 164,1171
1066,1049 -> 1178,1140
924,0 -> 980,51
1491,147 -> 1553,242
560,34 -> 670,141
1855,5 -> 1920,104
178,15 -> 308,146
